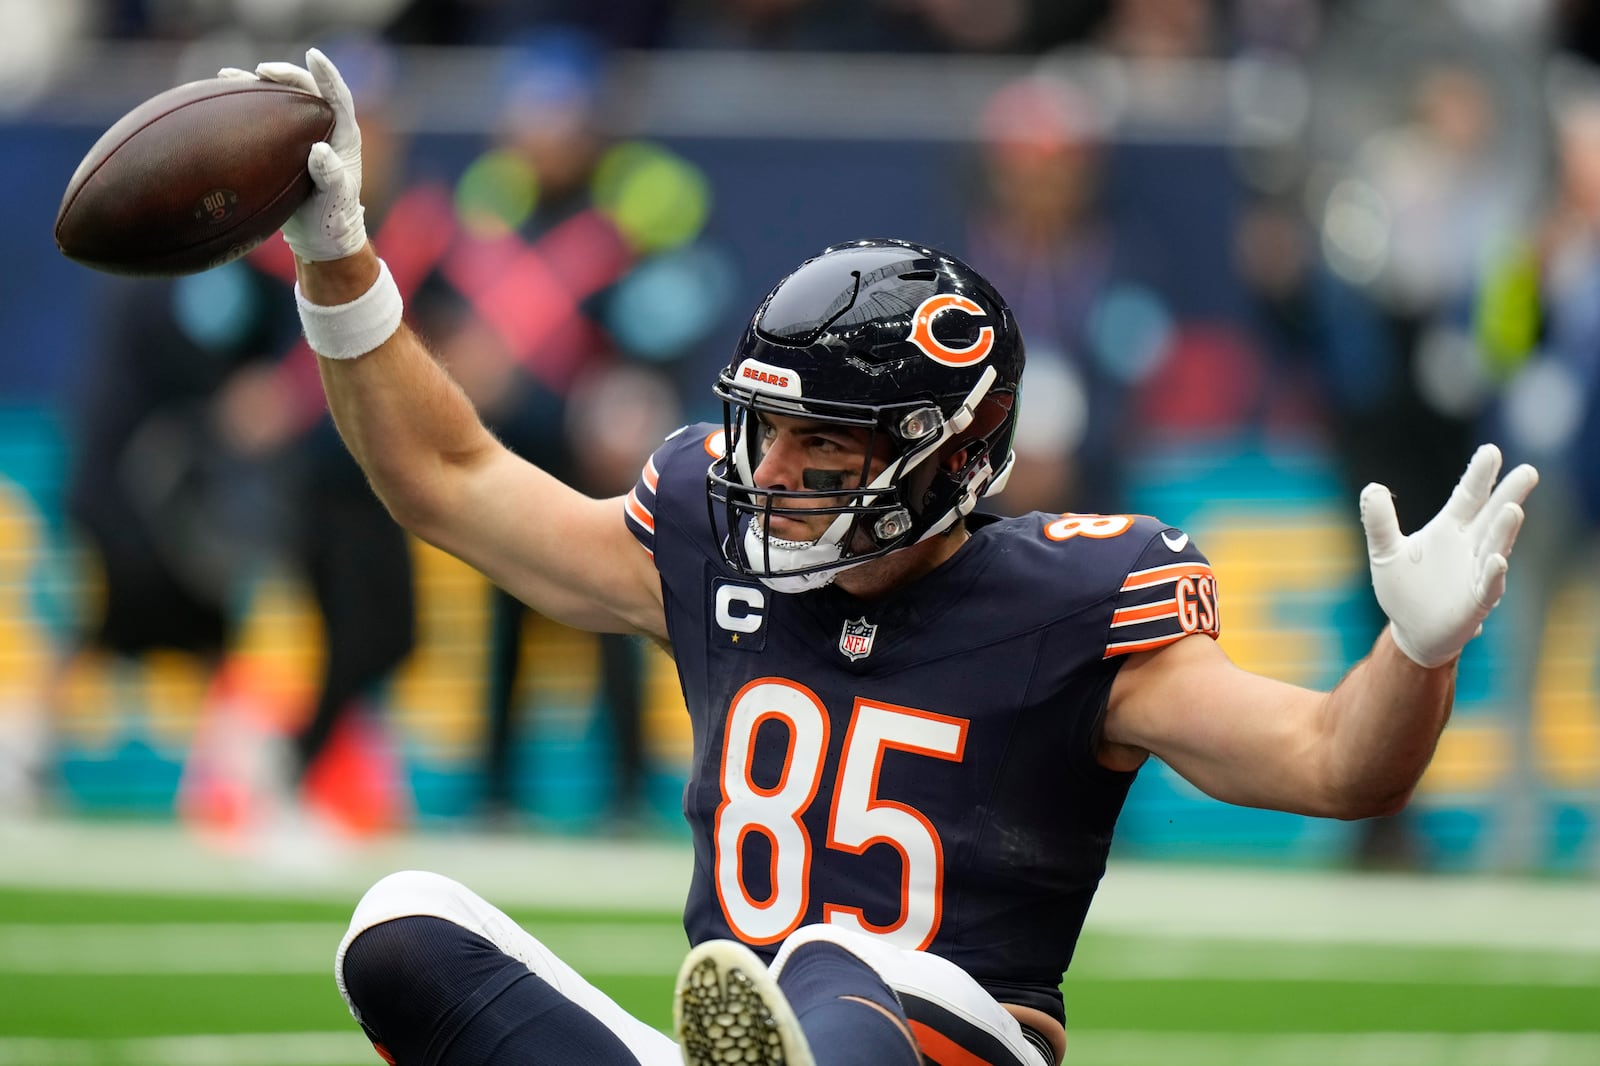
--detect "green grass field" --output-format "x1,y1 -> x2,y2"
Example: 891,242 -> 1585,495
1,820 -> 1596,1065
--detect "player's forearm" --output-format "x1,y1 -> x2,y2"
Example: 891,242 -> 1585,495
300,248 -> 501,534
1317,626 -> 1457,818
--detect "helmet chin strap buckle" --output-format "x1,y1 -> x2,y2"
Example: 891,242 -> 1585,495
898,407 -> 944,442
874,508 -> 912,541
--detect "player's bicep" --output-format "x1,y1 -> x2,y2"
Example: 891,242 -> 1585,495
422,446 -> 665,639
1103,635 -> 1340,816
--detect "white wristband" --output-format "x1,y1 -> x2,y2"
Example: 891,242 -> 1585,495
295,257 -> 403,360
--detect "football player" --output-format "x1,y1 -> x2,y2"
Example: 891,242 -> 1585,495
247,50 -> 1537,1066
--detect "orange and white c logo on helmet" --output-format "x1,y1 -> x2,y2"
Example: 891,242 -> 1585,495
907,294 -> 996,367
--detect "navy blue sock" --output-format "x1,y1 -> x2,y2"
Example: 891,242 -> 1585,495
776,942 -> 919,1066
341,915 -> 641,1066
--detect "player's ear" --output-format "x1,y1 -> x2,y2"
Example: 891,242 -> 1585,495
937,393 -> 1010,474
937,442 -> 969,474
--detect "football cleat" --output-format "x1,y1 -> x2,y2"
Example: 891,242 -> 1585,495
674,939 -> 815,1066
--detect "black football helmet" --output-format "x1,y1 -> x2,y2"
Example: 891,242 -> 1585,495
708,238 -> 1025,591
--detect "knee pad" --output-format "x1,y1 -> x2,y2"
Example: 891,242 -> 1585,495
347,869 -> 466,932
767,932 -> 917,1066
337,871 -> 466,1005
790,995 -> 919,1066
772,931 -> 904,1025
339,915 -> 525,1051
771,923 -> 1050,1066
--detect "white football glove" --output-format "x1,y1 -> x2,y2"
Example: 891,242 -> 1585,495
1360,444 -> 1538,668
217,48 -> 366,262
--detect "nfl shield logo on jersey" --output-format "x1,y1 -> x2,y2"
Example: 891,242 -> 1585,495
838,617 -> 878,661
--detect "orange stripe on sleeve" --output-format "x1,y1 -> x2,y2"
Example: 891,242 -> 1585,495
1110,599 -> 1178,627
1120,563 -> 1214,592
907,1020 -> 997,1066
625,489 -> 655,533
642,456 -> 660,491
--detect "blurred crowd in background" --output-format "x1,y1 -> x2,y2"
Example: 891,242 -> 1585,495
9,0 -> 1597,62
1,0 -> 1599,877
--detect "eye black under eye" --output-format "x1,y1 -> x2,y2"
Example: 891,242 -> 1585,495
803,469 -> 847,491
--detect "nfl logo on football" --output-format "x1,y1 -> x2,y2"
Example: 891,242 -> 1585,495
839,617 -> 877,661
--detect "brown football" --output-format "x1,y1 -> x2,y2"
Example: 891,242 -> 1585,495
54,78 -> 335,277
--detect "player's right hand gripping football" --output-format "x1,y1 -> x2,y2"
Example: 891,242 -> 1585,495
218,49 -> 366,262
1360,444 -> 1537,669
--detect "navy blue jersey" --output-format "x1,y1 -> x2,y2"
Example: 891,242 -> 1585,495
625,424 -> 1220,1024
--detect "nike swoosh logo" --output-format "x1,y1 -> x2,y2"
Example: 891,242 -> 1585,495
1161,532 -> 1189,552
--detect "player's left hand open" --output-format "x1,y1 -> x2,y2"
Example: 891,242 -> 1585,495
218,49 -> 366,262
1360,444 -> 1537,669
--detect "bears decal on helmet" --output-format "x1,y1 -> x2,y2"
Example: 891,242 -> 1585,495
907,293 -> 996,367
